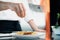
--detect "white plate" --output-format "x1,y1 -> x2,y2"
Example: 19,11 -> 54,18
13,32 -> 46,39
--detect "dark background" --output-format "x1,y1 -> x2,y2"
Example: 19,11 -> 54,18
50,0 -> 60,26
50,0 -> 60,39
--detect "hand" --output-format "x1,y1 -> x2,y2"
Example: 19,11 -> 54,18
28,20 -> 46,32
35,29 -> 46,32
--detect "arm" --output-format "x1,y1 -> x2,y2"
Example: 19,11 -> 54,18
28,19 -> 45,32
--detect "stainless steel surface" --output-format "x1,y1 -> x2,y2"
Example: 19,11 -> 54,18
29,3 -> 43,12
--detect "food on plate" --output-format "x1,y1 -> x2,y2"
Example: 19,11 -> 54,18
32,32 -> 37,35
16,31 -> 24,35
16,31 -> 36,35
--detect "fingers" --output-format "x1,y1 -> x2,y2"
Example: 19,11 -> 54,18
18,3 -> 25,18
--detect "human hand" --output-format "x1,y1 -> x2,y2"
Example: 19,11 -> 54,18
35,29 -> 46,32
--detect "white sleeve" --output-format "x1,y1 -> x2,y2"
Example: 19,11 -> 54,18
24,11 -> 33,22
22,0 -> 33,22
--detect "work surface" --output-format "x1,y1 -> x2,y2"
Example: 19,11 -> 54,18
0,31 -> 46,40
